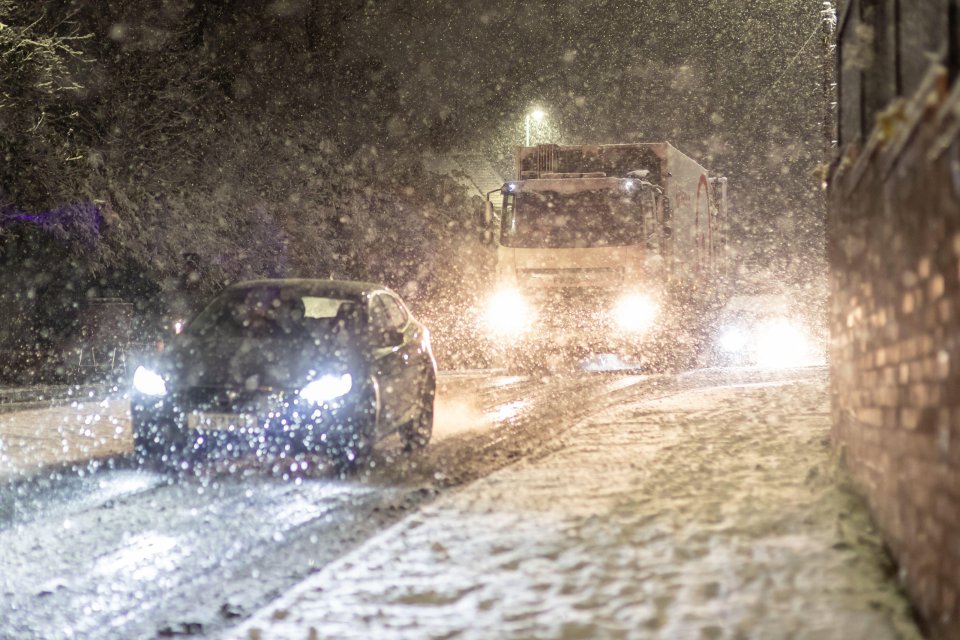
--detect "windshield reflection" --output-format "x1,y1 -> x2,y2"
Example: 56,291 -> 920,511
501,188 -> 644,248
187,288 -> 362,341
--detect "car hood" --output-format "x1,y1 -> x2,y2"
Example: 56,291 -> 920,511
161,335 -> 359,390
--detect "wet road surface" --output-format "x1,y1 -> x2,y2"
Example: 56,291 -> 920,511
0,368 -> 682,639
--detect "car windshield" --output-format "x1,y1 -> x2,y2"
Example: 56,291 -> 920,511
186,288 -> 363,340
501,188 -> 643,248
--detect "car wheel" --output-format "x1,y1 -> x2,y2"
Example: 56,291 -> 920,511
400,370 -> 435,452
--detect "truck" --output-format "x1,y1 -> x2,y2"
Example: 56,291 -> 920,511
478,142 -> 729,369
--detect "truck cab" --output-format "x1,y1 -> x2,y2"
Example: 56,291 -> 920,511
479,143 -> 726,368
481,174 -> 668,355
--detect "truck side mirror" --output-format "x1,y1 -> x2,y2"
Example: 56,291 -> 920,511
641,192 -> 658,249
661,196 -> 673,239
480,201 -> 497,245
482,201 -> 495,227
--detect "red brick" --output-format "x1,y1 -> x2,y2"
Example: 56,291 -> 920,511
829,85 -> 960,639
938,298 -> 953,324
901,408 -> 921,430
860,408 -> 884,428
934,493 -> 960,529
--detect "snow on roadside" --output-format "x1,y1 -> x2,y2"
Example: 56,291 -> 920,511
0,398 -> 131,480
228,369 -> 921,639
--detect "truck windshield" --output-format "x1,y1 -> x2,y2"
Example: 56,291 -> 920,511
500,188 -> 644,248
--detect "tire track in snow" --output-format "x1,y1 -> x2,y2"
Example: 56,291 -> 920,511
0,369 -> 655,639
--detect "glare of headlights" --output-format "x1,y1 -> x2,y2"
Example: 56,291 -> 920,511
482,288 -> 535,338
754,319 -> 817,368
133,366 -> 167,396
612,293 -> 657,333
300,373 -> 353,404
718,325 -> 749,353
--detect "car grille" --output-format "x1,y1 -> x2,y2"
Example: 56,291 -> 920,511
177,387 -> 290,414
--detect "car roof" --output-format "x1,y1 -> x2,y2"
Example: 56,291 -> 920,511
225,278 -> 394,301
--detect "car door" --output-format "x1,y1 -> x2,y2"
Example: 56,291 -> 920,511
378,293 -> 426,420
367,293 -> 413,434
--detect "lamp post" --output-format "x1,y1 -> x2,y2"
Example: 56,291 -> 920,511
524,109 -> 546,146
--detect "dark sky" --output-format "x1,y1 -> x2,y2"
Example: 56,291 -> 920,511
322,0 -> 830,256
3,0 -> 830,282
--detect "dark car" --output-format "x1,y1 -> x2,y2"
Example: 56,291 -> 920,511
130,279 -> 436,469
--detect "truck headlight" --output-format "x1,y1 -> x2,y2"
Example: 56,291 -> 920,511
133,366 -> 167,396
612,293 -> 657,333
300,373 -> 353,404
482,288 -> 535,338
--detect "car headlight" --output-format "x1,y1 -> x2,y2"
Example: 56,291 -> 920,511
300,373 -> 353,404
482,288 -> 535,338
611,293 -> 657,333
132,366 -> 167,396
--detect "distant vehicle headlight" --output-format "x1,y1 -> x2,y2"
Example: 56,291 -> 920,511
718,325 -> 750,353
482,288 -> 535,338
612,293 -> 657,333
755,319 -> 818,368
133,366 -> 167,396
300,373 -> 353,404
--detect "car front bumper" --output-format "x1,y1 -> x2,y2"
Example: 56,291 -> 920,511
131,386 -> 374,457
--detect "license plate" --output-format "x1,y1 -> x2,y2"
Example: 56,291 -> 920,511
187,412 -> 257,431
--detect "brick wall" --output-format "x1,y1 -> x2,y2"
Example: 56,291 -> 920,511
828,64 -> 960,638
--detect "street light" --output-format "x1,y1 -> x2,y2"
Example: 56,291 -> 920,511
524,108 -> 546,146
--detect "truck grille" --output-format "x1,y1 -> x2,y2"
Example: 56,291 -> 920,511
518,267 -> 624,288
526,288 -> 614,330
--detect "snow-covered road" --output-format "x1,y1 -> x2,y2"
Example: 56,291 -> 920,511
231,367 -> 921,640
0,367 -> 920,639
0,370 -> 643,639
0,394 -> 130,480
